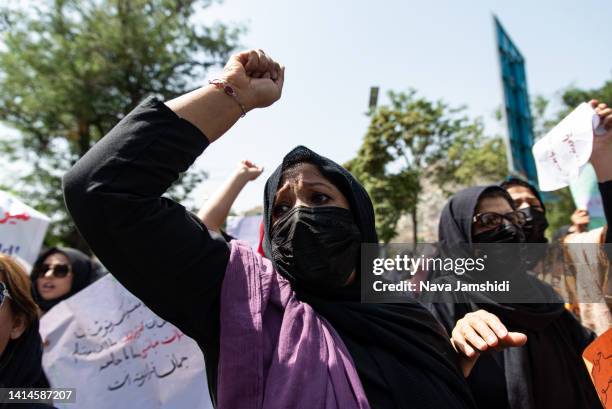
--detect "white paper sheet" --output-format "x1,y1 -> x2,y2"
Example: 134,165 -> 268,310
0,190 -> 49,272
40,274 -> 214,409
532,103 -> 604,191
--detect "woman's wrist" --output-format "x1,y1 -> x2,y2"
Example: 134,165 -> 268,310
232,168 -> 253,185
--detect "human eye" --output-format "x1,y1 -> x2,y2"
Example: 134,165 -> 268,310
272,203 -> 291,219
311,192 -> 331,205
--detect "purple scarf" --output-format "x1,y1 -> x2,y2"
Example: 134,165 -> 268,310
217,240 -> 370,409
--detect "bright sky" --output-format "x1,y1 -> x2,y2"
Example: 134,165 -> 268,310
191,0 -> 611,213
2,0 -> 611,215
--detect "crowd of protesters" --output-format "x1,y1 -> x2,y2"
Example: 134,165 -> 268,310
0,49 -> 611,409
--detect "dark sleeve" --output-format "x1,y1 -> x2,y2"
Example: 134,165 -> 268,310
62,96 -> 230,349
598,180 -> 612,243
561,310 -> 597,352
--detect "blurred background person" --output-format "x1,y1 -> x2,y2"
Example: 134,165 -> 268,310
501,99 -> 612,334
0,254 -> 56,408
30,248 -> 106,315
424,186 -> 602,409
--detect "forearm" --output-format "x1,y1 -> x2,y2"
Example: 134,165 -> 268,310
165,85 -> 246,143
591,154 -> 612,183
63,97 -> 229,340
198,171 -> 249,231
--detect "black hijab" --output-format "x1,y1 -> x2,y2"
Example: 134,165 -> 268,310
262,146 -> 476,409
428,185 -> 601,409
31,247 -> 101,312
500,177 -> 546,212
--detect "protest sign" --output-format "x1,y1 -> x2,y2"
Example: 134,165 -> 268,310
225,214 -> 262,250
533,103 -> 604,191
0,190 -> 49,272
583,328 -> 612,408
569,163 -> 606,229
40,274 -> 213,409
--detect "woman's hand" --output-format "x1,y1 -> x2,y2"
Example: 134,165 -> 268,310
569,209 -> 590,233
222,49 -> 285,111
165,48 -> 284,142
234,160 -> 264,182
451,309 -> 527,377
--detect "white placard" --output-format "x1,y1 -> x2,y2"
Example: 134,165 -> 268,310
40,274 -> 213,409
532,103 -> 602,191
225,214 -> 262,250
0,190 -> 49,272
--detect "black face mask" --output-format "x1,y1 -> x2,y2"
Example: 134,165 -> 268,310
515,207 -> 549,269
518,206 -> 549,243
270,206 -> 362,290
472,223 -> 525,244
473,223 -> 527,276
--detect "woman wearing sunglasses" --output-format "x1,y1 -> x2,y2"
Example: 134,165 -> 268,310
422,186 -> 601,409
0,254 -> 56,408
30,248 -> 105,314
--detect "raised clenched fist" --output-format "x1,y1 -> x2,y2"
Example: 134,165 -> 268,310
221,49 -> 285,112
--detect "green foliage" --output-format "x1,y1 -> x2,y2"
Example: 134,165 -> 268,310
0,0 -> 243,250
542,187 -> 575,239
559,79 -> 612,117
434,122 -> 508,193
346,90 -> 507,243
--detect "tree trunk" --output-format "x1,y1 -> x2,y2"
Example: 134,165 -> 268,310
411,207 -> 418,249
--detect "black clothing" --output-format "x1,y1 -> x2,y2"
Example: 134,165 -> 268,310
63,98 -> 476,408
598,180 -> 612,243
63,97 -> 229,406
0,321 -> 57,409
31,247 -> 105,312
263,146 -> 477,409
424,185 -> 602,409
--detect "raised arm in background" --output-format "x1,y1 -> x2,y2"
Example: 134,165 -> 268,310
197,160 -> 263,232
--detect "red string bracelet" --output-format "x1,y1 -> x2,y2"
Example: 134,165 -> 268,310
208,79 -> 247,118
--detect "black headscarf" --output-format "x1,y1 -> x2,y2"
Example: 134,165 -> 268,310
31,247 -> 102,312
427,185 -> 601,409
500,177 -> 546,212
262,146 -> 476,409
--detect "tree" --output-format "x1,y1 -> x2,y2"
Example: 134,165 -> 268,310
346,90 -> 505,244
0,0 -> 243,250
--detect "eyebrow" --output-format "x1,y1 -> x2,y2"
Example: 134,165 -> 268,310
300,180 -> 333,189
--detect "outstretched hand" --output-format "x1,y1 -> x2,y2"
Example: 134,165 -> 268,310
451,310 -> 527,377
222,49 -> 285,111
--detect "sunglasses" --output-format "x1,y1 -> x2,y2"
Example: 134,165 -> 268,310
35,263 -> 71,278
0,282 -> 11,307
473,211 -> 526,229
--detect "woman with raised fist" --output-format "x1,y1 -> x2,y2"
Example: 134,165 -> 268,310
63,49 -> 478,409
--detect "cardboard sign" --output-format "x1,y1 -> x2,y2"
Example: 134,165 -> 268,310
569,163 -> 606,229
40,274 -> 214,409
583,328 -> 612,408
0,190 -> 49,272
